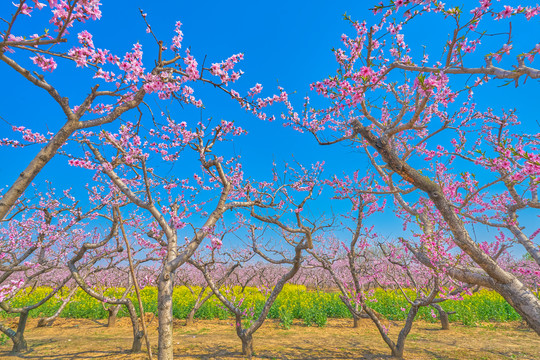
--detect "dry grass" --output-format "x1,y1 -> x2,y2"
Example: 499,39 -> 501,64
0,317 -> 538,359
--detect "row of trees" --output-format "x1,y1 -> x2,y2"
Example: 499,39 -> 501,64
1,0 -> 539,359
2,220 -> 527,359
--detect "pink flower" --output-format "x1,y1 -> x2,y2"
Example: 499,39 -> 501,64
171,21 -> 183,51
30,54 -> 57,72
13,2 -> 32,16
249,83 -> 263,97
34,1 -> 46,10
500,6 -> 514,18
359,66 -> 374,78
479,0 -> 491,9
78,30 -> 95,49
501,43 -> 512,55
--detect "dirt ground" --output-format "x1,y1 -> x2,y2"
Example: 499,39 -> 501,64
0,317 -> 539,359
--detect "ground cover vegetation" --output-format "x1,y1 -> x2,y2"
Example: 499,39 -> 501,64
3,285 -> 530,326
0,0 -> 539,359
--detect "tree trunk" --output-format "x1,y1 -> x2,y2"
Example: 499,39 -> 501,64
10,311 -> 29,354
353,315 -> 360,328
37,318 -> 50,328
186,288 -> 214,326
186,308 -> 195,326
494,279 -> 540,334
37,286 -> 79,328
241,334 -> 254,358
10,336 -> 27,354
131,332 -> 143,353
107,305 -> 121,327
0,120 -> 79,221
124,301 -> 144,354
37,312 -> 62,328
157,270 -> 174,360
393,305 -> 419,359
352,301 -> 364,328
186,288 -> 204,327
431,304 -> 449,330
391,347 -> 404,359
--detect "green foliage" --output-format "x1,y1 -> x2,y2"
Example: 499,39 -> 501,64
0,333 -> 8,345
1,285 -> 526,327
278,305 -> 293,329
365,289 -> 523,325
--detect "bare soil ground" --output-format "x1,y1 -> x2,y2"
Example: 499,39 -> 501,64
0,317 -> 538,359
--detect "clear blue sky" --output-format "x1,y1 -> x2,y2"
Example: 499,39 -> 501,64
1,0 -> 375,183
1,1 -> 538,248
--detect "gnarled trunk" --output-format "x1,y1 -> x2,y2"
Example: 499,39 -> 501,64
241,334 -> 254,358
38,285 -> 79,328
431,304 -> 450,330
352,301 -> 360,328
494,278 -> 540,333
107,305 -> 121,327
186,307 -> 196,326
157,270 -> 174,360
11,335 -> 27,354
353,315 -> 360,328
392,306 -> 419,359
0,120 -> 79,221
131,331 -> 143,353
123,299 -> 144,354
185,289 -> 206,327
186,287 -> 216,327
11,311 -> 29,354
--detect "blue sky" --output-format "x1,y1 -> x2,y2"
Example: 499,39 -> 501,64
1,1 -> 539,251
0,0 -> 375,183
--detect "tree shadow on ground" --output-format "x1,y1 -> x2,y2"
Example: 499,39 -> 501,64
420,327 -> 446,331
423,350 -> 459,360
0,349 -> 131,359
173,345 -> 394,359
